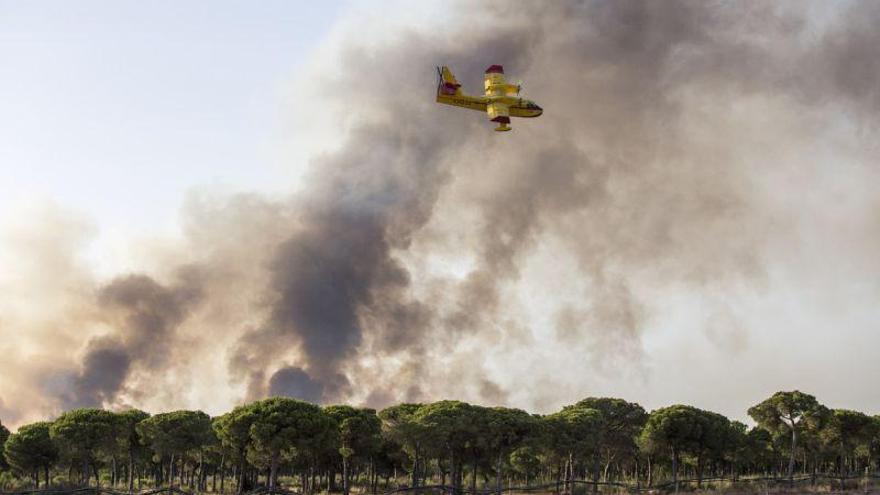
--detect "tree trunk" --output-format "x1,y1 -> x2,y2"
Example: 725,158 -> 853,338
342,454 -> 350,495
471,453 -> 478,495
449,451 -> 457,494
634,457 -> 640,489
83,458 -> 90,487
697,453 -> 704,488
311,465 -> 317,495
412,452 -> 420,488
198,451 -> 205,491
459,460 -> 464,495
563,453 -> 570,493
170,453 -> 177,487
788,425 -> 797,487
495,451 -> 503,495
671,447 -> 679,494
237,456 -> 245,494
554,463 -> 561,494
128,453 -> 135,493
269,452 -> 280,489
591,458 -> 600,494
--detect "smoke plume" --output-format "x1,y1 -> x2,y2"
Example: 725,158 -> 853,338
56,272 -> 203,409
2,0 -> 880,426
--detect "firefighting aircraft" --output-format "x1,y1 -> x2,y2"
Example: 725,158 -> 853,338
436,65 -> 542,132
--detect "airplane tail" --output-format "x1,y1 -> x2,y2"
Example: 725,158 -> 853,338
437,66 -> 462,96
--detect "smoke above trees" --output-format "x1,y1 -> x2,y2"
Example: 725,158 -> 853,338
1,0 -> 880,427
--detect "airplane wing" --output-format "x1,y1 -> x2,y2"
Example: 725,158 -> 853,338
484,65 -> 520,97
487,102 -> 511,131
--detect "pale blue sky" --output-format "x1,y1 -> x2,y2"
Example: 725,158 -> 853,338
0,0 -> 345,240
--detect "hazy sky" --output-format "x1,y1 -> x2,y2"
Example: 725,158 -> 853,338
1,1 -> 879,429
0,0 -> 343,267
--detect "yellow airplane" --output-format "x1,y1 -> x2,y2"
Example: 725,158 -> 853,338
436,65 -> 542,132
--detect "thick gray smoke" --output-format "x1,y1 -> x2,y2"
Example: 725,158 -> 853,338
66,338 -> 130,408
56,273 -> 202,409
268,366 -> 324,403
230,122 -> 452,401
4,0 -> 880,424
229,0 -> 880,408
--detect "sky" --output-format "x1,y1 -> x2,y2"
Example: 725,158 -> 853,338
0,0 -> 344,268
1,1 -> 879,430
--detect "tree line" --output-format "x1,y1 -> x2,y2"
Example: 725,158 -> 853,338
1,391 -> 878,493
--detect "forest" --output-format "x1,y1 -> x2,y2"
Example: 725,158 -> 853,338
1,391 -> 878,493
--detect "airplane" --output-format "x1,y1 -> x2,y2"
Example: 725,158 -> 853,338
436,65 -> 542,132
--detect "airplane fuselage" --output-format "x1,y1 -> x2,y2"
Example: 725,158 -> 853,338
497,95 -> 543,118
435,93 -> 543,117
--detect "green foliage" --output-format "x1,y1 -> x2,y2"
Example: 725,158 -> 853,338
137,410 -> 213,461
0,419 -> 9,471
0,391 -> 877,492
748,390 -> 828,479
744,426 -> 775,466
3,422 -> 58,479
49,407 -> 118,475
870,416 -> 880,462
213,404 -> 258,458
115,409 -> 150,445
546,403 -> 602,461
114,409 -> 150,456
247,397 -> 335,488
748,390 -> 826,435
695,409 -> 731,461
484,407 -> 535,454
640,405 -> 697,455
325,405 -> 382,460
509,446 -> 541,480
378,403 -> 426,457
0,470 -> 18,490
378,403 -> 428,487
575,397 -> 646,467
821,409 -> 875,461
414,400 -> 479,459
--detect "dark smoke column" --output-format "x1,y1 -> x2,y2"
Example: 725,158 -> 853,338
232,124 -> 451,402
